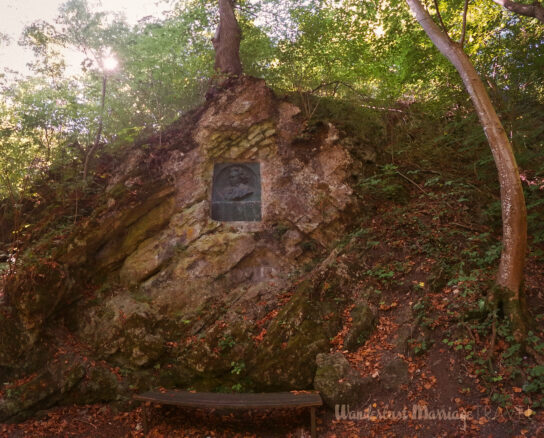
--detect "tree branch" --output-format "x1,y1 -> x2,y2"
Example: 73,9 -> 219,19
395,169 -> 427,194
235,2 -> 258,18
433,0 -> 451,39
492,0 -> 544,23
460,0 -> 470,47
310,81 -> 406,112
311,81 -> 340,94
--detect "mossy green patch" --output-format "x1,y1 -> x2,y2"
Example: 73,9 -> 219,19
249,280 -> 345,390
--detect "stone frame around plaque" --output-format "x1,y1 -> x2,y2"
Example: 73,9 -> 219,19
211,162 -> 262,222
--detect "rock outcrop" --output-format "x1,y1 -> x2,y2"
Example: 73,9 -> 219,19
0,77 -> 370,420
314,352 -> 374,407
344,303 -> 377,352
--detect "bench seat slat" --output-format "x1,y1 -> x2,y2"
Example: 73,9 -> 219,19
134,391 -> 323,409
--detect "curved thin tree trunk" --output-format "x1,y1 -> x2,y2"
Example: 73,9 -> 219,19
212,0 -> 242,76
406,0 -> 528,340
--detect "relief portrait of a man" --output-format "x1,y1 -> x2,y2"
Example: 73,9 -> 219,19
221,165 -> 254,201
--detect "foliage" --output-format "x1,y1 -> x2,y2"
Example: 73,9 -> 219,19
0,0 -> 542,206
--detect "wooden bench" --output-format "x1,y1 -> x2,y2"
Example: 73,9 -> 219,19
134,390 -> 323,437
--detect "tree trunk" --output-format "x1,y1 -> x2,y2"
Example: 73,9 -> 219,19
406,0 -> 528,340
491,0 -> 544,24
212,0 -> 242,76
83,74 -> 107,181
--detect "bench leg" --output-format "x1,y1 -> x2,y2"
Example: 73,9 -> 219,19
310,407 -> 317,438
142,404 -> 149,436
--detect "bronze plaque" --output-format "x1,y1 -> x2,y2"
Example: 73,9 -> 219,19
211,163 -> 261,221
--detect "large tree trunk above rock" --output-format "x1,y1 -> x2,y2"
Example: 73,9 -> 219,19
212,0 -> 242,76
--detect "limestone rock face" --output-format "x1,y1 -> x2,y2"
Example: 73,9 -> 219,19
0,77 -> 369,418
91,77 -> 355,317
77,77 -> 357,343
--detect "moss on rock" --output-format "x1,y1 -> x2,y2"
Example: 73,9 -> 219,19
0,355 -> 85,422
249,280 -> 344,390
314,352 -> 374,407
344,303 -> 376,351
0,310 -> 34,369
